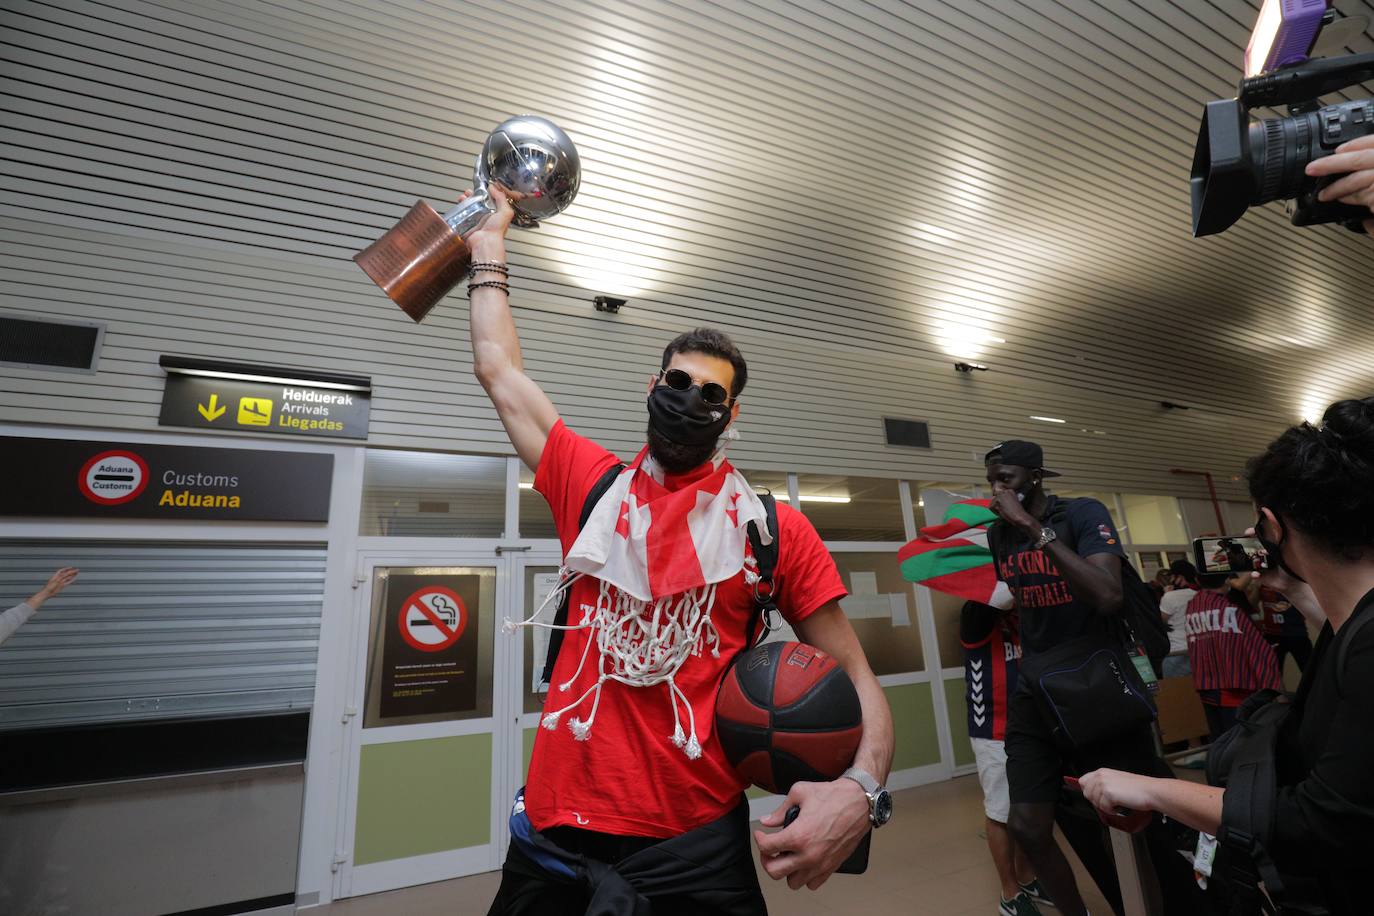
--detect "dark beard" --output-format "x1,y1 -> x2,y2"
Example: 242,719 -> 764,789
646,421 -> 716,474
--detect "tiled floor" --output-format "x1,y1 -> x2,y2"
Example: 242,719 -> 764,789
316,774 -> 1112,915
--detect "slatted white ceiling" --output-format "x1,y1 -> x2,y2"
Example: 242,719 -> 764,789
1,0 -> 1372,499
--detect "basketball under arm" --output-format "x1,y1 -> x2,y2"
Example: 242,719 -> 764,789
794,602 -> 895,783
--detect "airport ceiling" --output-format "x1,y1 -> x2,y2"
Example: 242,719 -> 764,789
3,0 -> 1374,441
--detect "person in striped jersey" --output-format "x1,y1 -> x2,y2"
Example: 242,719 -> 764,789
1184,572 -> 1283,740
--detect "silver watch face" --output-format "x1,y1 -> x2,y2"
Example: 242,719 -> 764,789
873,789 -> 894,827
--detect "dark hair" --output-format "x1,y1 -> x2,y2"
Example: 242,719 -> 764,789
1247,397 -> 1374,563
1168,559 -> 1200,584
661,327 -> 748,398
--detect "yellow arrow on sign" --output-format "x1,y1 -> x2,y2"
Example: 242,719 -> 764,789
197,393 -> 226,421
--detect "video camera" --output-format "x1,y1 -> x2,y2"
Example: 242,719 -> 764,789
1191,0 -> 1374,236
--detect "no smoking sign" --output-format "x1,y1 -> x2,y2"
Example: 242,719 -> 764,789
398,586 -> 467,652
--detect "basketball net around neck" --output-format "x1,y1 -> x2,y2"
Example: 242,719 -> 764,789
504,442 -> 769,760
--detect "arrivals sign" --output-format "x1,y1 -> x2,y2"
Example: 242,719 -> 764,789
0,437 -> 333,522
375,574 -> 482,722
159,374 -> 370,440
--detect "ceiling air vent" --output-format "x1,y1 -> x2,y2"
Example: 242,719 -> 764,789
0,314 -> 104,373
883,417 -> 931,449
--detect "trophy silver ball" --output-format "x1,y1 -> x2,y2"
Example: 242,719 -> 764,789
353,115 -> 581,322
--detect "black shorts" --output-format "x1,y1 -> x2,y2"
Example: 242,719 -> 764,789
1005,677 -> 1170,805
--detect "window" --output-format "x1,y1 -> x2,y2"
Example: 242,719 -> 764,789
829,552 -> 923,675
519,466 -> 557,539
738,469 -> 788,501
1121,494 -> 1188,545
360,451 -> 506,537
793,475 -> 905,541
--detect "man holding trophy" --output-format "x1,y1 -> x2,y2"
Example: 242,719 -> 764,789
357,117 -> 894,914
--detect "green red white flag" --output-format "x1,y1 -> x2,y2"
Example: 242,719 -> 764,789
898,499 -> 1012,608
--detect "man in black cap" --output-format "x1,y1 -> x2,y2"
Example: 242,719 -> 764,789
983,441 -> 1204,916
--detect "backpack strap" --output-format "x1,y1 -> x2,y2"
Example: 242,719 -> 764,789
1214,698 -> 1292,908
744,494 -> 780,648
539,463 -> 624,687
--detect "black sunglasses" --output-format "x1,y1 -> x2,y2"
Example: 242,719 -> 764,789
658,368 -> 732,407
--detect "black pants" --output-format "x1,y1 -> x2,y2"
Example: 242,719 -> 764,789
1006,680 -> 1211,915
487,801 -> 767,916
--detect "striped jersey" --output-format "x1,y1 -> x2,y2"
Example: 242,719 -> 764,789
1185,590 -> 1280,694
960,602 -> 1022,741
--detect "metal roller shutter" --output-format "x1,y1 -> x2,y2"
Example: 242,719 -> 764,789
0,540 -> 326,731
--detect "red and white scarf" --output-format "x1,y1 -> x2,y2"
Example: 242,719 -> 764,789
510,446 -> 770,758
565,447 -> 770,600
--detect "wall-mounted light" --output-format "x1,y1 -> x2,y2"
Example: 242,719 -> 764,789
594,296 -> 626,314
159,355 -> 371,392
954,362 -> 989,373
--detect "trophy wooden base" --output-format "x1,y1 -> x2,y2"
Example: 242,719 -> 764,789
354,201 -> 472,323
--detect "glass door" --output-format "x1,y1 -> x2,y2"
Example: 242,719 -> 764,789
337,552 -> 508,898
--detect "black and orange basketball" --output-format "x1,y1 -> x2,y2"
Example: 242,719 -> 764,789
714,641 -> 863,794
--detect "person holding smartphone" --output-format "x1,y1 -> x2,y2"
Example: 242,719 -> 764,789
1079,397 -> 1374,915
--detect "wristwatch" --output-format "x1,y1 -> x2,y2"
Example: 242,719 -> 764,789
841,767 -> 893,828
1032,526 -> 1058,550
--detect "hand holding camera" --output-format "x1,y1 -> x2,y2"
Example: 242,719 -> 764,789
1308,135 -> 1374,236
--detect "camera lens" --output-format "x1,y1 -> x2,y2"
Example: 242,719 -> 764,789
1248,111 -> 1317,205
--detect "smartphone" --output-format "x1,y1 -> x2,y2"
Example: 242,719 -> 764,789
1192,536 -> 1265,581
781,805 -> 870,874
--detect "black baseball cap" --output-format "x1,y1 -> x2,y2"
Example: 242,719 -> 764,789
983,439 -> 1062,477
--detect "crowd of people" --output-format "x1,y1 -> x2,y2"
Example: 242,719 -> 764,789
10,173 -> 1370,914
450,183 -> 1374,916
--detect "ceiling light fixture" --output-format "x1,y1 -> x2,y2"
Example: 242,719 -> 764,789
954,362 -> 989,373
1029,415 -> 1066,424
594,295 -> 626,314
772,494 -> 852,504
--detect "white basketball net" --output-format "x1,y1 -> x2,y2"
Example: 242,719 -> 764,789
505,555 -> 761,760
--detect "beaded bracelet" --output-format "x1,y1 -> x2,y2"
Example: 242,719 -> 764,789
468,261 -> 510,277
468,280 -> 510,296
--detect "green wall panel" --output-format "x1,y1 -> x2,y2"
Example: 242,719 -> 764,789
523,726 -> 536,778
945,676 -> 975,768
354,734 -> 492,866
885,682 -> 941,771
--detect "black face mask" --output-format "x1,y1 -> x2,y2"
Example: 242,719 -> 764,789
646,384 -> 731,446
645,384 -> 731,475
1256,511 -> 1306,583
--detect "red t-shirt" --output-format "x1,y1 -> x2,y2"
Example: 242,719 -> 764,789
527,421 -> 847,838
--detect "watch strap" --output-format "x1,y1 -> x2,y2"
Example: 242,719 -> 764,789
841,766 -> 879,796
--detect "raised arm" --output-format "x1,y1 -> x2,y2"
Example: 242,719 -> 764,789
464,184 -> 561,470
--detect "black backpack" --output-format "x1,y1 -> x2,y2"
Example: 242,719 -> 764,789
539,464 -> 782,687
1205,609 -> 1374,915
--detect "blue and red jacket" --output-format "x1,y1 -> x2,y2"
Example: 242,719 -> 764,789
960,602 -> 1022,741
